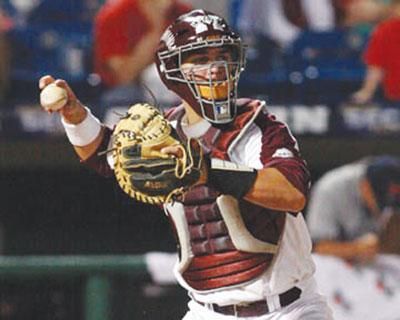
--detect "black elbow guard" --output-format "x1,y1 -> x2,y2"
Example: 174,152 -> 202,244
207,158 -> 258,199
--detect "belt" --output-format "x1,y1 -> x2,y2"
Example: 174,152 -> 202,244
197,286 -> 302,317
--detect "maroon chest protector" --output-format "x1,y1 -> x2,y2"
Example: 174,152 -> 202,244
165,100 -> 286,291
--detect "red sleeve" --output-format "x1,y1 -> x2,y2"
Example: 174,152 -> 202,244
255,113 -> 310,196
363,23 -> 387,68
95,0 -> 191,62
94,2 -> 146,62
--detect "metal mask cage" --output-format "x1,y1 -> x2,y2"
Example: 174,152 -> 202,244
158,37 -> 246,123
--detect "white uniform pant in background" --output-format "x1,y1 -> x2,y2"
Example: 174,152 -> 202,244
182,292 -> 333,320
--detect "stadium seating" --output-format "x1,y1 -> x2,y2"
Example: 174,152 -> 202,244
4,2 -> 369,107
239,28 -> 369,105
282,29 -> 368,104
5,0 -> 101,105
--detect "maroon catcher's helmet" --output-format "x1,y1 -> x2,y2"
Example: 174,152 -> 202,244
155,9 -> 246,124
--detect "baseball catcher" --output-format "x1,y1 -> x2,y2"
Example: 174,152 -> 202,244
39,9 -> 333,320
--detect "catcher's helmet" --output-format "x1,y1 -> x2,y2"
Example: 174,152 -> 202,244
155,9 -> 246,124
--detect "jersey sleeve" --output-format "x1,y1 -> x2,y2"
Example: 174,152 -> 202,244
94,4 -> 144,62
363,23 -> 387,69
255,112 -> 310,196
81,127 -> 114,178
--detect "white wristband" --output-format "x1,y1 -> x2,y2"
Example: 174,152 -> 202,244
61,107 -> 102,147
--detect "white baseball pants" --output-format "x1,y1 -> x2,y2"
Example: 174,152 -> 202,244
182,292 -> 333,320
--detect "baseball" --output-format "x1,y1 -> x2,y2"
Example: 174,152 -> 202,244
40,83 -> 68,111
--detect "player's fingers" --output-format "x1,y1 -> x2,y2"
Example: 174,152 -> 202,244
161,145 -> 184,158
53,79 -> 77,101
39,75 -> 56,89
50,79 -> 77,103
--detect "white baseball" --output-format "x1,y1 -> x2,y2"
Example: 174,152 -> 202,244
40,83 -> 68,111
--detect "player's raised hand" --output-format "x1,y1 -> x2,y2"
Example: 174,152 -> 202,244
351,88 -> 373,105
38,75 -> 87,124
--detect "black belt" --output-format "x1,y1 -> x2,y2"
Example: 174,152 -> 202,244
197,286 -> 302,317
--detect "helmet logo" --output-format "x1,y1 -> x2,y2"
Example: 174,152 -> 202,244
161,29 -> 176,50
186,14 -> 225,34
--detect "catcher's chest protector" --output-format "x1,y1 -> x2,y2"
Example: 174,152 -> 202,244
165,100 -> 286,291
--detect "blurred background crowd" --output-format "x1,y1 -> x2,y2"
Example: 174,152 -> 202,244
0,0 -> 400,319
0,0 -> 399,135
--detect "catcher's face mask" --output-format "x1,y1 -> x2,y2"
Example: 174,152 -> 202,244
179,46 -> 242,123
156,9 -> 246,124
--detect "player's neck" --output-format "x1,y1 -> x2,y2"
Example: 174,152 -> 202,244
182,101 -> 203,125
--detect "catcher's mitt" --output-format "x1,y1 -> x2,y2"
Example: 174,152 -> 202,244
111,103 -> 202,205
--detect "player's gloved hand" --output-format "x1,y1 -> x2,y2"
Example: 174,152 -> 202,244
112,103 -> 204,205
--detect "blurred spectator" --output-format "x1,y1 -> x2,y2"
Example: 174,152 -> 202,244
237,0 -> 336,49
94,0 -> 191,110
336,0 -> 390,28
351,0 -> 400,105
306,155 -> 400,264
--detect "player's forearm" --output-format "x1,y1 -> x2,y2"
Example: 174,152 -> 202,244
244,167 -> 306,212
313,240 -> 359,259
109,30 -> 162,85
360,66 -> 384,94
61,104 -> 106,161
206,160 -> 304,212
313,237 -> 378,260
73,126 -> 106,160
